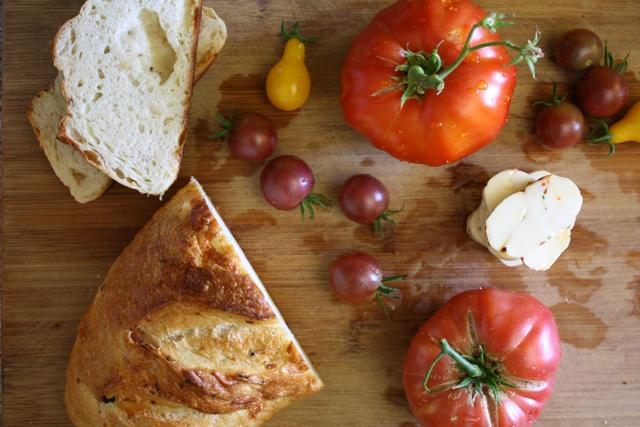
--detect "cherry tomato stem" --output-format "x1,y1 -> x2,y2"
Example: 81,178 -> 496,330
209,113 -> 234,140
373,206 -> 403,237
299,193 -> 330,223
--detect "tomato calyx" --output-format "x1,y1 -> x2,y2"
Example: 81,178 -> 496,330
533,82 -> 568,108
383,12 -> 544,107
423,338 -> 515,403
299,193 -> 330,223
280,20 -> 316,44
603,42 -> 630,74
375,276 -> 405,317
586,119 -> 616,155
209,113 -> 234,140
373,205 -> 404,238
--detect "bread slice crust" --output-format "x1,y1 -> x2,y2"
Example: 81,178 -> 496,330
64,179 -> 323,426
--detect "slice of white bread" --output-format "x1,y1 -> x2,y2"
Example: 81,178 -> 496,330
195,7 -> 227,79
65,178 -> 323,426
52,0 -> 204,196
28,8 -> 227,203
30,75 -> 113,203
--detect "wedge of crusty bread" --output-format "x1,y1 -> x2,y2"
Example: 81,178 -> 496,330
52,0 -> 204,196
28,7 -> 227,203
65,178 -> 323,426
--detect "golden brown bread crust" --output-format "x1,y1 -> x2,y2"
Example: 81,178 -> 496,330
65,180 -> 323,426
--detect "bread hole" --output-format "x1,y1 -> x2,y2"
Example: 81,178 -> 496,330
138,124 -> 145,134
78,80 -> 84,88
163,117 -> 174,127
139,9 -> 177,85
71,45 -> 77,55
69,127 -> 84,143
114,168 -> 125,180
84,150 -> 102,166
70,30 -> 76,43
126,177 -> 138,185
103,45 -> 111,54
98,69 -> 105,79
93,92 -> 103,102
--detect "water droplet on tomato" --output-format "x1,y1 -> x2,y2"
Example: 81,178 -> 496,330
476,80 -> 488,91
429,121 -> 443,129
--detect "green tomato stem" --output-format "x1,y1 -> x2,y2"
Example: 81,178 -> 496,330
281,20 -> 316,44
372,205 -> 404,238
394,12 -> 543,106
586,119 -> 616,156
532,82 -> 568,108
209,113 -> 233,140
423,339 -> 483,392
299,193 -> 330,223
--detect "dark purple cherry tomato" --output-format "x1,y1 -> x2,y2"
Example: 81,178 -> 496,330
260,156 -> 329,219
261,155 -> 314,210
555,28 -> 602,72
535,84 -> 585,149
339,174 -> 389,224
536,103 -> 585,149
211,112 -> 277,162
577,66 -> 629,117
329,252 -> 404,314
329,252 -> 383,304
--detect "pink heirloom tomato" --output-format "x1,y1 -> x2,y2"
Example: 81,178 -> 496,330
404,288 -> 561,426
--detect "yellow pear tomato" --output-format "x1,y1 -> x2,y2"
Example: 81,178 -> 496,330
266,22 -> 313,111
589,101 -> 640,154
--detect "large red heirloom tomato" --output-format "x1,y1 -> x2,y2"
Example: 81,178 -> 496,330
403,288 -> 561,426
341,0 -> 541,166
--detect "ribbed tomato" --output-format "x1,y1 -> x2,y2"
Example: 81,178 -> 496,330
403,288 -> 561,426
341,0 -> 543,166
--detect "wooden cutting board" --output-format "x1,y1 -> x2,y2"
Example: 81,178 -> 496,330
3,0 -> 640,425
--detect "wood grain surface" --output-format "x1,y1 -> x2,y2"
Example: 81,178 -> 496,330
2,0 -> 640,426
